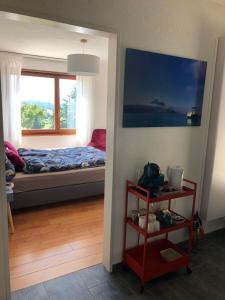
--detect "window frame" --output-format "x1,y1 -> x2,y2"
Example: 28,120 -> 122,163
21,69 -> 76,136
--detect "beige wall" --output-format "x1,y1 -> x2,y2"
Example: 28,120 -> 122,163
1,0 -> 225,266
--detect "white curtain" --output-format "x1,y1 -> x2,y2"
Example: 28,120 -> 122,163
76,76 -> 95,146
0,53 -> 22,147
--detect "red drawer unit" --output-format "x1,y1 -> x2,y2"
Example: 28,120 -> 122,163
123,179 -> 197,293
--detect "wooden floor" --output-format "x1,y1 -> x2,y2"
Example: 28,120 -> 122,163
9,196 -> 104,292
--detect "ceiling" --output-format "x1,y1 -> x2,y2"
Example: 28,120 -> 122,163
0,16 -> 108,60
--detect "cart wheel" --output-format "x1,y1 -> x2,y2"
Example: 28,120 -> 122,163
140,285 -> 144,294
186,266 -> 192,274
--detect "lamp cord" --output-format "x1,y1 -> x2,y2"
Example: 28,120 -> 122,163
81,38 -> 87,54
82,42 -> 85,54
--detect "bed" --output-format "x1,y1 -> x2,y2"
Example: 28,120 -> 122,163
12,166 -> 105,209
9,129 -> 106,209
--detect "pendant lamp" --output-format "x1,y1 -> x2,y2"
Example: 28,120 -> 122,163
67,39 -> 100,76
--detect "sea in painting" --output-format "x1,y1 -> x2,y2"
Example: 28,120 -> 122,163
123,49 -> 207,127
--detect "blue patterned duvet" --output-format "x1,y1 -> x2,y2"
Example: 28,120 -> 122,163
18,146 -> 105,174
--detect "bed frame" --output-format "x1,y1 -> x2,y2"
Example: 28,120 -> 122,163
12,181 -> 104,210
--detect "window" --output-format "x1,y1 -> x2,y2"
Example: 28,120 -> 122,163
21,70 -> 76,135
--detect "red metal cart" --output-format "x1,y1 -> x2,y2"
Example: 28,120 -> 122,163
123,179 -> 197,293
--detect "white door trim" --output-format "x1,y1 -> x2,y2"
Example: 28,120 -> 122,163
103,35 -> 118,271
0,82 -> 11,300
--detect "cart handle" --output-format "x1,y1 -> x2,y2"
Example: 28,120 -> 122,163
183,178 -> 197,188
127,180 -> 150,196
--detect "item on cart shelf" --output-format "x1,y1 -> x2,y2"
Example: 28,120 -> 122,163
149,213 -> 157,222
154,173 -> 165,189
160,248 -> 182,262
171,212 -> 185,224
138,162 -> 160,187
138,215 -> 146,228
138,163 -> 164,196
148,220 -> 160,233
167,166 -> 184,190
138,208 -> 147,216
148,221 -> 155,233
138,213 -> 156,228
155,185 -> 180,197
193,211 -> 203,231
192,211 -> 204,251
161,185 -> 179,193
138,215 -> 160,233
130,210 -> 139,223
156,209 -> 173,228
154,220 -> 160,231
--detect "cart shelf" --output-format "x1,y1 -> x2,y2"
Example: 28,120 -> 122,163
127,180 -> 195,203
126,210 -> 191,238
124,239 -> 189,282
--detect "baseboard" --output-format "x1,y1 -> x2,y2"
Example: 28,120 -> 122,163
204,218 -> 225,233
112,262 -> 123,272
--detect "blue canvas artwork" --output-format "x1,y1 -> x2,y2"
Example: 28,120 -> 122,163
123,48 -> 207,127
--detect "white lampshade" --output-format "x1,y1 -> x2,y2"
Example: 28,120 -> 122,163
67,54 -> 100,76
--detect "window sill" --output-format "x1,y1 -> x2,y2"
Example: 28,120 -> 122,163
22,129 -> 76,136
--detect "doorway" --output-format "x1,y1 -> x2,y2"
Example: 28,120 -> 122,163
0,10 -> 117,298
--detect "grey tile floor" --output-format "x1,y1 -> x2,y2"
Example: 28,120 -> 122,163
12,228 -> 225,300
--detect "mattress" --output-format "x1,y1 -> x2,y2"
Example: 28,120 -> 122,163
13,166 -> 105,193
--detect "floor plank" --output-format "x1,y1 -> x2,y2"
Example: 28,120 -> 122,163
9,196 -> 104,291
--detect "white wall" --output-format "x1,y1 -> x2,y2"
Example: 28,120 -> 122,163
23,56 -> 67,72
1,0 -> 225,265
201,37 -> 225,221
21,51 -> 108,148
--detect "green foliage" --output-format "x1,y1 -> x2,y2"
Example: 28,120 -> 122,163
21,104 -> 54,129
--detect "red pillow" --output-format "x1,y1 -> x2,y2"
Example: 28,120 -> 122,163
95,132 -> 106,151
88,129 -> 106,151
4,141 -> 25,171
4,141 -> 18,153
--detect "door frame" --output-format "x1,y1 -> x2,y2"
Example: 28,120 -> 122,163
0,82 -> 11,300
0,11 -> 119,299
